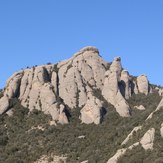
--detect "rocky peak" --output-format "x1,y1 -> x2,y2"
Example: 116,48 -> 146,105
110,56 -> 122,76
0,46 -> 154,124
78,46 -> 99,54
137,74 -> 149,95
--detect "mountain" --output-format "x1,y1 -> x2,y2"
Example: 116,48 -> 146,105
0,46 -> 163,163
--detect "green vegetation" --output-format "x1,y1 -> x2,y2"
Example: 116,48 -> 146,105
118,109 -> 163,163
0,91 -> 162,163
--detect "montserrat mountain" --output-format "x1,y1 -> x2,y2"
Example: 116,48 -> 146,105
0,46 -> 163,163
0,47 -> 153,124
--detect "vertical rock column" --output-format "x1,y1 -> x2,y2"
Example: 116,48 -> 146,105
102,57 -> 130,117
137,75 -> 149,95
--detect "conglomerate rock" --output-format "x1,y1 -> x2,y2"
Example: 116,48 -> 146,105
0,46 -> 155,124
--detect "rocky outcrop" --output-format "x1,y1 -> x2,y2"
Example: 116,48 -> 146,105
58,46 -> 107,108
0,96 -> 9,114
80,160 -> 88,163
160,123 -> 163,137
147,98 -> 163,120
132,80 -> 139,94
107,142 -> 139,163
34,155 -> 67,163
110,57 -> 122,76
140,128 -> 155,150
0,47 -> 108,124
155,97 -> 163,110
120,70 -> 131,99
107,148 -> 127,163
0,46 -> 157,124
121,126 -> 142,145
107,127 -> 155,163
5,72 -> 23,98
134,105 -> 146,110
80,92 -> 104,124
46,104 -> 69,124
137,75 -> 149,95
102,58 -> 130,117
158,88 -> 163,96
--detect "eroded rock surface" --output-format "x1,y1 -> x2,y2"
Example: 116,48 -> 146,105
120,70 -> 131,99
137,75 -> 149,95
0,46 -> 157,124
140,128 -> 155,150
80,92 -> 104,124
0,96 -> 9,114
0,47 -> 107,124
102,60 -> 130,117
58,46 -> 107,108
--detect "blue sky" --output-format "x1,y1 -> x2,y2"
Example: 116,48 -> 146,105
0,0 -> 163,88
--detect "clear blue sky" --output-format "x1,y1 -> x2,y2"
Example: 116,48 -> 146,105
0,0 -> 163,88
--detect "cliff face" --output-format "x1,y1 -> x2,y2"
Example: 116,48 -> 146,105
0,46 -> 152,124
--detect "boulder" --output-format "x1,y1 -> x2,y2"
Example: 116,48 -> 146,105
137,75 -> 149,95
6,109 -> 13,117
134,105 -> 146,110
140,128 -> 155,150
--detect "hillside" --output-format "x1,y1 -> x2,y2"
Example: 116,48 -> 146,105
0,46 -> 163,163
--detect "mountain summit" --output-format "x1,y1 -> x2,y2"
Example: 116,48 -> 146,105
0,46 -> 163,163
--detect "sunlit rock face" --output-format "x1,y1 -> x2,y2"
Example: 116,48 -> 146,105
140,128 -> 155,150
0,46 -> 155,124
137,75 -> 149,95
